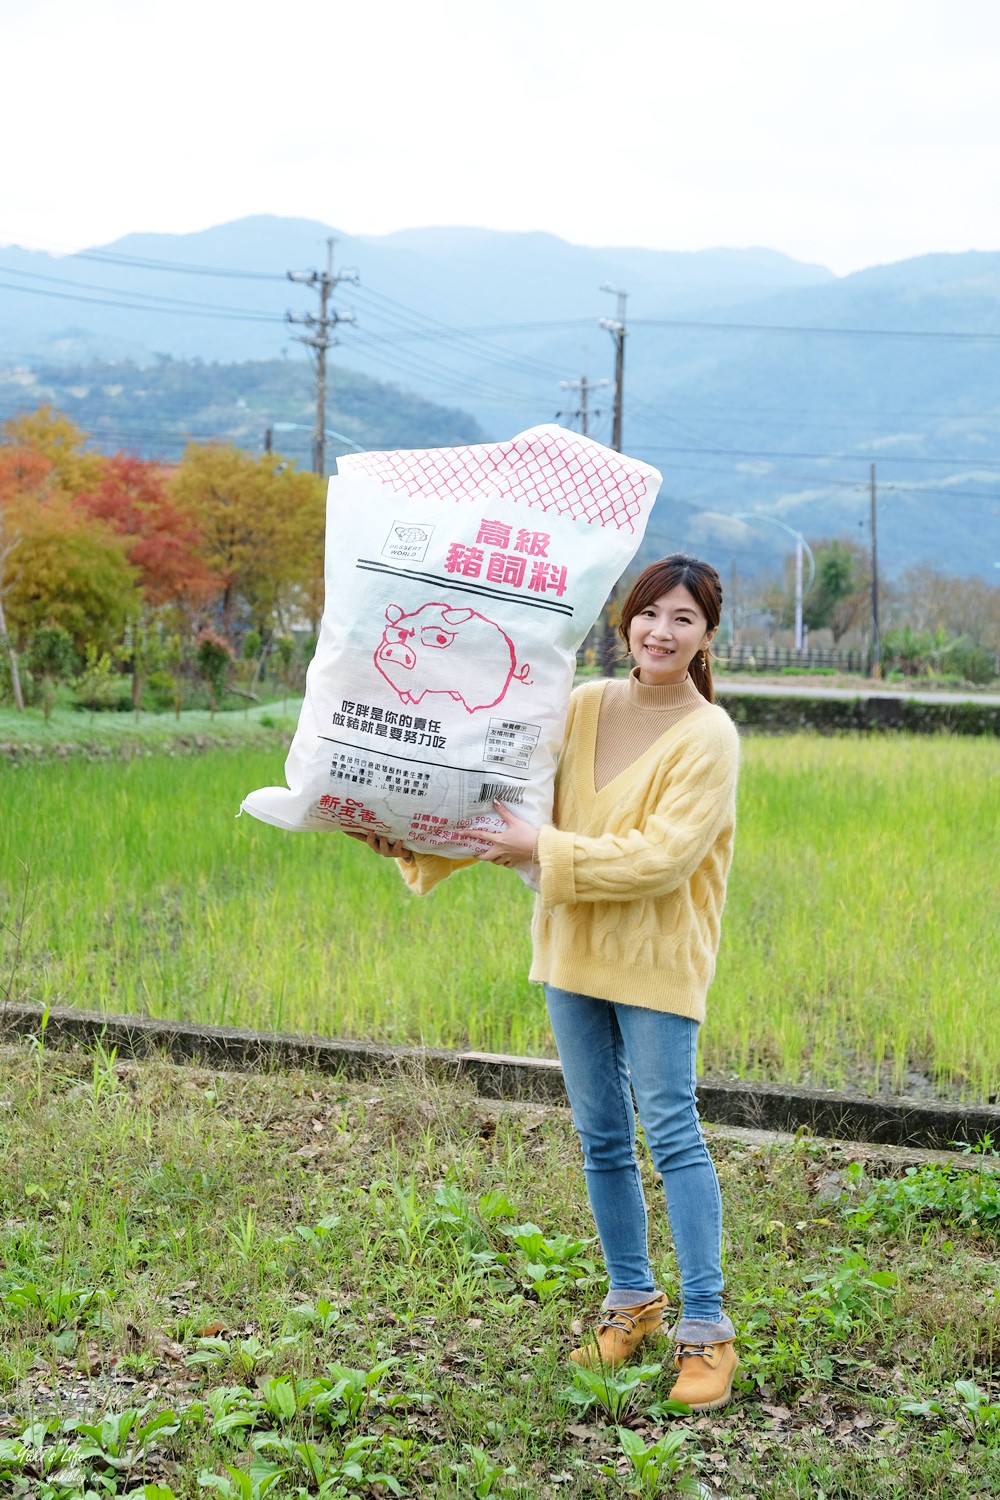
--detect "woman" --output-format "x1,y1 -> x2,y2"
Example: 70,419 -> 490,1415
353,554 -> 740,1413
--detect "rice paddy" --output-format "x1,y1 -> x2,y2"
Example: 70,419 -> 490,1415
1,733 -> 997,1099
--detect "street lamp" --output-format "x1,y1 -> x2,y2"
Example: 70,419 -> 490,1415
731,513 -> 816,652
271,422 -> 368,456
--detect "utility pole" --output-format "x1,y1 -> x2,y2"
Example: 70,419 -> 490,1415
869,461 -> 881,678
263,426 -> 273,455
598,284 -> 627,452
794,535 -> 804,652
596,286 -> 628,674
557,373 -> 608,436
729,560 -> 738,653
286,238 -> 358,476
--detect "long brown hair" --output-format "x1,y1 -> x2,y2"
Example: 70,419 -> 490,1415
618,554 -> 723,703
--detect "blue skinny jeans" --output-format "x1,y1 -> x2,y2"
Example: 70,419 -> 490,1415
545,985 -> 735,1343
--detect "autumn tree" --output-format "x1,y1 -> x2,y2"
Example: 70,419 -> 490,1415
2,498 -> 139,652
2,406 -> 105,496
171,444 -> 325,641
75,454 -> 217,609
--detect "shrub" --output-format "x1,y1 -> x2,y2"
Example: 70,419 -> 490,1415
26,624 -> 79,721
196,629 -> 234,715
145,669 -> 178,714
936,635 -> 996,686
718,691 -> 1000,737
74,646 -> 131,712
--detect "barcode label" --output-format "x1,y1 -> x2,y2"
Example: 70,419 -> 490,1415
477,782 -> 526,805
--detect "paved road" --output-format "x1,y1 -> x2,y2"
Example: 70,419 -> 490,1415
715,681 -> 1000,706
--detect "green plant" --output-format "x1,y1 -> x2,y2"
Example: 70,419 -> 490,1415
74,643 -> 128,713
902,1380 -> 1000,1442
196,629 -> 234,716
145,670 -> 177,713
561,1361 -> 663,1423
799,1249 -> 897,1337
2,1281 -> 102,1331
840,1159 -> 1000,1235
607,1426 -> 703,1496
311,1359 -> 398,1427
65,1403 -> 181,1471
500,1222 -> 598,1297
448,1443 -> 515,1497
252,1432 -> 403,1496
224,1205 -> 259,1260
185,1334 -> 282,1378
26,624 -> 78,721
197,1461 -> 283,1499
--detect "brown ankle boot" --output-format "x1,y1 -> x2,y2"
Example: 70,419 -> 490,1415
668,1338 -> 739,1411
569,1292 -> 669,1369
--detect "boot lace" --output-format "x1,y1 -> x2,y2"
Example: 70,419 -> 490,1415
597,1310 -> 640,1334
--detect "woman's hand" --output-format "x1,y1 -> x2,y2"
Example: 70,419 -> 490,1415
343,830 -> 414,863
475,801 -> 539,868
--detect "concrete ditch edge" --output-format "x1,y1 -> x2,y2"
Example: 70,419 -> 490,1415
1,1001 -> 997,1153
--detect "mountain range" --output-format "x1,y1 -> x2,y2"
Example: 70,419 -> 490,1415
1,216 -> 998,578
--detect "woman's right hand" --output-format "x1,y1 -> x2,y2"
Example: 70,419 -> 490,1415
343,830 -> 414,863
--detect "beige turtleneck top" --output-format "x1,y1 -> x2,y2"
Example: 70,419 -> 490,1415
593,667 -> 707,790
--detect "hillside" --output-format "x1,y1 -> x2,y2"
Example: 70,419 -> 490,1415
0,357 -> 485,468
1,217 -> 998,576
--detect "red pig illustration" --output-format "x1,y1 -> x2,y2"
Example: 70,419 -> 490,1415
374,601 -> 531,712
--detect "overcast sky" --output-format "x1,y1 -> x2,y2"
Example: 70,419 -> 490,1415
3,0 -> 999,275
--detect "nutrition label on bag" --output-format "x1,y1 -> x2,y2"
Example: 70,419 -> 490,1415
483,717 -> 541,771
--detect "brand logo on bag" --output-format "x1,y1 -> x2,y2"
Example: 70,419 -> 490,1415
383,521 -> 434,563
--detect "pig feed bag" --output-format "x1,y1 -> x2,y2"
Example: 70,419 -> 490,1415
241,425 -> 661,863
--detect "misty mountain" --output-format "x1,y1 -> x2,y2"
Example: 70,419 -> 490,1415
1,217 -> 998,578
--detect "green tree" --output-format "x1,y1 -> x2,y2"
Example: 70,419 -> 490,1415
195,629 -> 234,715
25,623 -> 78,721
777,537 -> 870,642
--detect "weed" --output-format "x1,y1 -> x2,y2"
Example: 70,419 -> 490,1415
902,1379 -> 1000,1443
607,1426 -> 704,1497
561,1362 -> 664,1423
500,1222 -> 598,1297
840,1159 -> 1000,1236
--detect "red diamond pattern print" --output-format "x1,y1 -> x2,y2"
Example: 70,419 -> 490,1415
340,427 -> 658,533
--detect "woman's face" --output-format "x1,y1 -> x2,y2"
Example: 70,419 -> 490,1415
627,584 -> 715,686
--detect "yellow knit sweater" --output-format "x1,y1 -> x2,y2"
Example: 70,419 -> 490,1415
530,680 -> 740,1021
399,677 -> 740,1023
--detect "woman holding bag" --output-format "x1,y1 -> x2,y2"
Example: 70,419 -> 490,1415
352,554 -> 740,1413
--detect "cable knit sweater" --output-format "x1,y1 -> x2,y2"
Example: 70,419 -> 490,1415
397,675 -> 739,1022
530,679 -> 739,1021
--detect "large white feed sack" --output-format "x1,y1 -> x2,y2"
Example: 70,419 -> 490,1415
241,425 -> 660,860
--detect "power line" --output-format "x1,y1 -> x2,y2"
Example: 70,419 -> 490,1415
0,263 -> 289,319
631,317 -> 1000,343
639,443 -> 1000,468
0,278 -> 284,324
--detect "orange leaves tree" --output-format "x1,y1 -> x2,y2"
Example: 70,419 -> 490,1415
0,421 -> 139,656
171,443 -> 325,641
0,408 -> 328,711
76,453 -> 217,611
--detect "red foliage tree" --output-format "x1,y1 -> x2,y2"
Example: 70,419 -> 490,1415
75,454 -> 217,609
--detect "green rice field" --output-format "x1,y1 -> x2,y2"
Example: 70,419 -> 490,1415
1,735 -> 998,1099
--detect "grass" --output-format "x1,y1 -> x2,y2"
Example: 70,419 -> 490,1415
0,700 -> 298,755
2,734 -> 998,1100
0,1044 -> 996,1498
